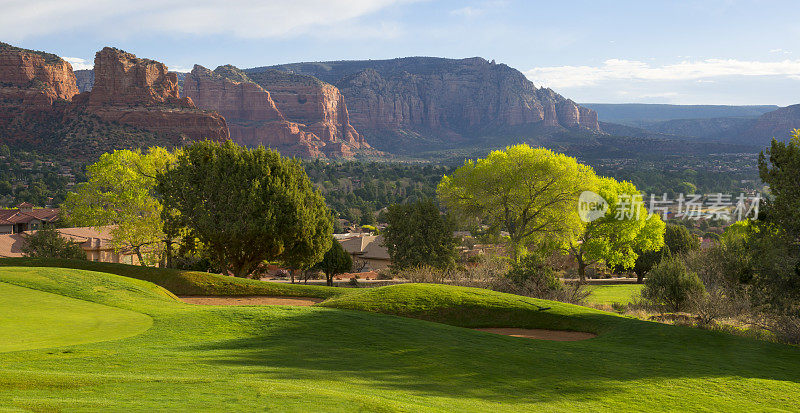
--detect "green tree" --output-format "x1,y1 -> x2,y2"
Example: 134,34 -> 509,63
759,129 -> 800,240
63,148 -> 174,266
21,226 -> 86,260
438,144 -> 594,261
156,141 -> 332,278
664,224 -> 700,255
568,177 -> 666,282
313,238 -> 352,286
383,199 -> 458,270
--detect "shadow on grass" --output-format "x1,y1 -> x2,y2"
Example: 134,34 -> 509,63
187,307 -> 800,405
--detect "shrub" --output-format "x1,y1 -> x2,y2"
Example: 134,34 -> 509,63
21,226 -> 86,260
494,253 -> 589,304
642,256 -> 705,313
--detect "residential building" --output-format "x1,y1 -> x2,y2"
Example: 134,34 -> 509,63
0,226 -> 140,265
0,203 -> 60,234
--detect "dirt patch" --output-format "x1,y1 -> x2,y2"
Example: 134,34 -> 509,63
179,296 -> 323,306
473,328 -> 596,341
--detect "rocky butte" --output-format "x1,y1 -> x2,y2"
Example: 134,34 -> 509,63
184,64 -> 370,157
74,47 -> 229,143
255,57 -> 601,153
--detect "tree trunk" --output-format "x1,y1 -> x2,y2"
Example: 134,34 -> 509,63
290,269 -> 295,284
134,246 -> 146,267
636,272 -> 644,284
326,274 -> 334,287
578,259 -> 587,283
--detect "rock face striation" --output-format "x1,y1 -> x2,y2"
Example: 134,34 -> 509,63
256,57 -> 601,151
0,43 -> 228,157
80,47 -> 229,143
184,64 -> 370,157
0,42 -> 79,147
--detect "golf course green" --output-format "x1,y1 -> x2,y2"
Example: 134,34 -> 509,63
0,260 -> 798,411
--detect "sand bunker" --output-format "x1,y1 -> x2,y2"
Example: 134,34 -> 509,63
179,296 -> 323,306
474,328 -> 596,341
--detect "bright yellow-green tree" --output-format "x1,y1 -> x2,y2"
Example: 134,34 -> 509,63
568,177 -> 665,282
63,147 -> 175,265
437,144 -> 595,261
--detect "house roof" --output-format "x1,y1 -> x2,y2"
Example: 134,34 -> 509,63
338,234 -> 390,261
0,207 -> 60,225
0,226 -> 119,258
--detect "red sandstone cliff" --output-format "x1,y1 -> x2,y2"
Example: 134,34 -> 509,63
259,57 -> 601,152
244,69 -> 366,149
83,47 -> 228,143
185,64 -> 370,157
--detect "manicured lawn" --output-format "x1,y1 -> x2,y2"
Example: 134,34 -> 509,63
586,284 -> 644,305
0,282 -> 151,353
0,265 -> 798,411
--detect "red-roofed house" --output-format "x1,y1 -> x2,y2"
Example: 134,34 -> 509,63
0,203 -> 60,235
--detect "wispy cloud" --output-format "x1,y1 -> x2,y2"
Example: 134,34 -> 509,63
524,58 -> 800,88
62,57 -> 93,70
0,0 -> 414,40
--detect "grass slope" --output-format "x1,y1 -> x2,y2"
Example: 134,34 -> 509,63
0,281 -> 152,353
0,265 -> 798,411
0,258 -> 342,299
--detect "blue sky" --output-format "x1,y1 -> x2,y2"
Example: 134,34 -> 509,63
3,0 -> 799,105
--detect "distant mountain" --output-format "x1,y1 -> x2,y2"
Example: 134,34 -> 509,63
583,103 -> 778,126
251,57 -> 601,153
738,104 -> 800,144
586,103 -> 799,148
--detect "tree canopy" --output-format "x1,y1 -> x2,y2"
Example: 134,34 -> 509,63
438,144 -> 595,261
63,148 -> 174,265
382,199 -> 458,270
569,177 -> 665,282
156,141 -> 332,278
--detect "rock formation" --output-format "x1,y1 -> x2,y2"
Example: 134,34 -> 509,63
0,42 -> 79,103
74,69 -> 94,92
81,47 -> 228,143
256,57 -> 601,151
185,64 -> 370,157
0,42 -> 79,147
0,43 -> 228,157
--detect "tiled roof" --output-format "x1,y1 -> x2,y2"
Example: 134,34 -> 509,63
0,226 -> 118,258
0,207 -> 59,224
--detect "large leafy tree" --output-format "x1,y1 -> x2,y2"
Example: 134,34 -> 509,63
313,238 -> 352,286
382,199 -> 458,270
157,141 -> 332,278
569,177 -> 665,282
63,148 -> 174,265
437,144 -> 595,261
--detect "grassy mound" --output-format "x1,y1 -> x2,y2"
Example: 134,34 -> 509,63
0,258 -> 342,299
319,283 -> 617,334
0,281 -> 152,352
1,265 -> 799,411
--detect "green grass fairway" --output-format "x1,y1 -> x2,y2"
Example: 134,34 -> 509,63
0,281 -> 152,353
587,284 -> 644,305
0,264 -> 799,411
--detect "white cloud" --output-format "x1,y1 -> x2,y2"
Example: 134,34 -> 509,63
524,58 -> 800,89
0,0 -> 414,40
769,48 -> 792,55
62,57 -> 93,70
